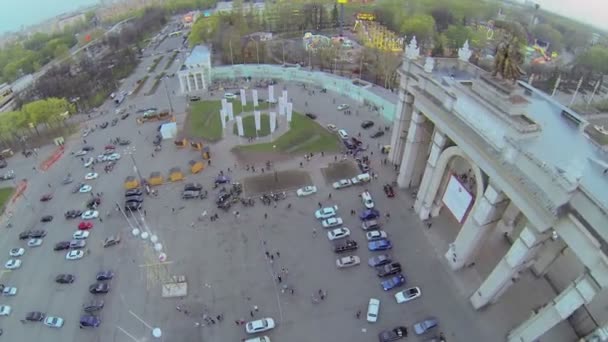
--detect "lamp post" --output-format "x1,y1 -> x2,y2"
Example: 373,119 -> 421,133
125,146 -> 144,184
162,77 -> 174,113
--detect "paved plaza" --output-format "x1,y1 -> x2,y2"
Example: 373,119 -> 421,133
0,30 -> 578,342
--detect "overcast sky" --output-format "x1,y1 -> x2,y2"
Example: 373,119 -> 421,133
534,0 -> 607,31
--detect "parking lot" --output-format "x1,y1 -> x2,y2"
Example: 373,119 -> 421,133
0,20 -> 543,342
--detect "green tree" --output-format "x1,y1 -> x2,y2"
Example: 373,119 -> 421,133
532,23 -> 563,52
575,46 -> 608,75
444,25 -> 471,49
563,29 -> 591,52
331,3 -> 339,28
189,14 -> 220,47
21,98 -> 74,135
400,14 -> 435,45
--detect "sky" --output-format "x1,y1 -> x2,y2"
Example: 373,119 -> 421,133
533,0 -> 608,31
0,0 -> 100,34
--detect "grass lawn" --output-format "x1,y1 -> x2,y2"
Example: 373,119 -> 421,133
227,99 -> 270,114
144,72 -> 166,96
132,76 -> 149,96
148,56 -> 163,73
232,112 -> 341,154
164,51 -> 179,70
232,114 -> 273,138
0,187 -> 14,211
186,101 -> 223,141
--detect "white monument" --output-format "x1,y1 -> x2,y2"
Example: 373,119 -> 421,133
254,111 -> 261,131
236,116 -> 244,136
227,103 -> 234,121
405,36 -> 420,61
458,40 -> 472,62
268,85 -> 275,103
240,89 -> 246,106
424,56 -> 435,73
219,110 -> 226,129
252,89 -> 259,107
282,90 -> 288,103
286,103 -> 293,122
221,98 -> 228,112
278,102 -> 285,116
269,112 -> 276,133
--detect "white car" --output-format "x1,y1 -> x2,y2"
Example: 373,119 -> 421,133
361,191 -> 375,209
327,227 -> 350,240
336,255 -> 360,268
0,305 -> 11,316
84,172 -> 98,180
224,92 -> 237,100
395,287 -> 422,304
366,230 -> 388,241
66,250 -> 84,260
106,153 -> 121,161
96,154 -> 106,162
74,150 -> 88,157
296,186 -> 317,197
73,230 -> 90,240
9,248 -> 24,257
2,287 -> 17,296
81,210 -> 99,220
79,185 -> 92,193
332,179 -> 352,189
82,129 -> 91,137
83,157 -> 94,167
27,239 -> 43,247
327,124 -> 337,131
44,316 -> 64,328
315,206 -> 338,219
245,317 -> 275,334
337,104 -> 349,111
4,259 -> 21,270
367,298 -> 380,322
321,217 -> 343,228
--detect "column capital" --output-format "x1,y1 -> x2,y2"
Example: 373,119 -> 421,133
411,110 -> 425,124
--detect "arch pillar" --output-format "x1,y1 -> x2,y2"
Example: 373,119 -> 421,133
396,111 -> 432,189
445,182 -> 509,270
388,89 -> 414,165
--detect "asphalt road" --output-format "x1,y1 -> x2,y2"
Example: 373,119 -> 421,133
0,21 -> 516,342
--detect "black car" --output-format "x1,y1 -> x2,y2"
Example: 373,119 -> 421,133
19,231 -> 32,240
103,235 -> 120,248
72,183 -> 85,193
121,113 -> 130,120
96,271 -> 114,281
40,215 -> 53,222
25,311 -> 45,322
82,146 -> 95,152
125,195 -> 143,202
371,130 -> 385,138
184,183 -> 202,191
55,274 -> 75,284
361,120 -> 375,129
333,240 -> 358,253
215,193 -> 231,205
125,189 -> 143,197
100,122 -> 109,129
378,326 -> 408,342
305,112 -> 317,120
89,282 -> 110,294
182,190 -> 202,199
54,241 -> 71,251
87,197 -> 101,209
65,210 -> 83,219
125,200 -> 142,211
83,300 -> 104,313
111,118 -> 118,126
117,139 -> 131,146
29,230 -> 47,238
377,262 -> 402,277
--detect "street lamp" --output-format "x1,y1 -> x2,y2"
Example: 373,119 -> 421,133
162,77 -> 174,113
125,146 -> 144,184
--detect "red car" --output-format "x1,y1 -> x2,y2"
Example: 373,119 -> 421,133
40,194 -> 53,202
383,184 -> 395,198
78,221 -> 94,230
104,145 -> 115,151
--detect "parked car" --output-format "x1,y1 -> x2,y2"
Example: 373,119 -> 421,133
245,318 -> 275,334
413,317 -> 439,335
377,262 -> 402,277
40,215 -> 53,222
65,210 -> 83,219
321,217 -> 343,228
44,316 -> 65,328
9,248 -> 24,257
368,254 -> 391,267
361,120 -> 375,129
305,113 -> 317,119
327,227 -> 351,240
360,209 -> 380,221
79,315 -> 101,328
371,130 -> 385,138
0,305 -> 11,316
70,240 -> 86,249
296,185 -> 317,197
367,298 -> 380,322
337,104 -> 349,111
26,311 -> 45,321
27,238 -> 43,247
315,206 -> 338,219
378,326 -> 408,342
89,282 -> 110,294
103,235 -> 120,247
2,287 -> 17,296
361,191 -> 375,209
395,287 -> 422,304
366,230 -> 388,241
333,240 -> 358,253
336,256 -> 360,268
4,259 -> 21,270
369,239 -> 392,251
54,241 -> 71,251
381,274 -> 406,291
332,179 -> 352,189
40,194 -> 53,202
83,300 -> 104,313
96,270 -> 114,281
66,250 -> 84,260
73,230 -> 90,240
55,274 -> 75,284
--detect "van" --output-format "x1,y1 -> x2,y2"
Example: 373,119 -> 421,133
351,173 -> 371,185
361,219 -> 380,231
244,336 -> 271,342
338,129 -> 349,139
361,191 -> 374,209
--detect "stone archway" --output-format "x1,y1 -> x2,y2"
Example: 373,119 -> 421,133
417,146 -> 486,221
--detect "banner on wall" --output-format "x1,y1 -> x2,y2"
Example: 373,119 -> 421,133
252,89 -> 259,107
240,89 -> 246,106
441,175 -> 473,223
269,112 -> 276,132
236,116 -> 244,136
254,111 -> 261,131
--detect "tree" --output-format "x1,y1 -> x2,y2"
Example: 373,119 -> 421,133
430,7 -> 454,32
444,25 -> 471,49
400,15 -> 435,45
331,3 -> 339,28
575,45 -> 608,75
532,23 -> 563,53
189,15 -> 220,47
563,29 -> 591,52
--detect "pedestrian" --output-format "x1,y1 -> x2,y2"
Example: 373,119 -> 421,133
321,151 -> 324,157
216,314 -> 222,321
334,155 -> 337,161
276,251 -> 280,258
427,222 -> 432,229
265,251 -> 270,257
356,310 -> 361,319
172,207 -> 175,213
312,228 -> 317,237
386,212 -> 390,221
99,217 -> 103,223
318,202 -> 322,208
318,289 -> 323,296
264,213 -> 268,219
253,305 -> 258,312
250,311 -> 254,317
270,254 -> 274,260
208,159 -> 211,166
277,275 -> 282,283
235,320 -> 240,325
144,210 -> 147,216
290,288 -> 295,295
328,193 -> 332,199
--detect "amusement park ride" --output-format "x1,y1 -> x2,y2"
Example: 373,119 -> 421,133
351,12 -> 404,52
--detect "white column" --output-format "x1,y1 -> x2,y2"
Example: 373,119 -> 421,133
496,202 -> 520,236
507,273 -> 600,342
179,75 -> 186,93
470,225 -> 549,309
397,111 -> 432,188
445,183 -> 508,270
530,238 -> 567,277
414,130 -> 447,220
388,91 -> 414,164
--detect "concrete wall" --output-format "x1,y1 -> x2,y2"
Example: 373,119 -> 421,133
211,65 -> 398,122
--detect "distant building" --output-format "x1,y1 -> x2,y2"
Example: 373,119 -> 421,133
55,13 -> 86,32
591,33 -> 601,45
178,45 -> 212,94
182,11 -> 200,28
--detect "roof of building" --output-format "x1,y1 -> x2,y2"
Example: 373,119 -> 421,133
183,45 -> 211,69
